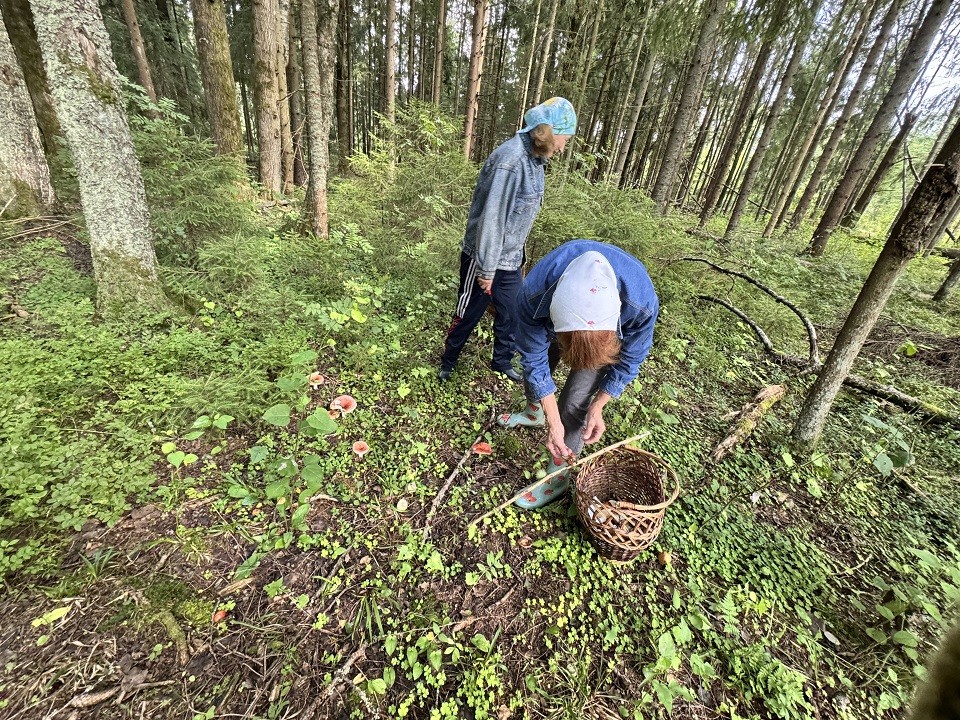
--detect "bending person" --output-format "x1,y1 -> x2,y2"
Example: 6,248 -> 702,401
499,240 -> 659,508
439,98 -> 577,383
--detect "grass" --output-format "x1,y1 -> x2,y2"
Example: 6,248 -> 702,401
1,108 -> 959,719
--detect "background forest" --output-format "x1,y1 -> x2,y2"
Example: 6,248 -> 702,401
1,0 -> 960,718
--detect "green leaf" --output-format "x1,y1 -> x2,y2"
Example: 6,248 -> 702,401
428,649 -> 442,671
876,604 -> 895,621
892,630 -> 918,647
383,666 -> 396,687
263,404 -> 292,427
183,430 -> 203,441
277,375 -> 305,392
182,453 -> 199,465
471,633 -> 492,653
657,631 -> 677,659
227,485 -> 249,498
350,307 -> 368,323
909,547 -> 941,568
160,442 -> 177,454
406,646 -> 418,667
306,409 -> 338,434
384,635 -> 397,656
301,464 -> 324,486
31,606 -> 71,627
425,550 -> 444,573
865,627 -> 888,644
213,415 -> 234,430
167,451 -> 185,468
290,349 -> 318,364
249,446 -> 269,464
290,504 -> 310,529
265,480 -> 288,500
397,383 -> 411,399
781,450 -> 795,468
192,415 -> 212,429
873,452 -> 894,477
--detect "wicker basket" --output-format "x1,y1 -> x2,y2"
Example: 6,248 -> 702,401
574,446 -> 680,562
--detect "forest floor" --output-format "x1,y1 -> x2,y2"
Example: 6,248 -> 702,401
2,122 -> 960,720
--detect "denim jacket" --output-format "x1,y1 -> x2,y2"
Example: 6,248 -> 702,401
517,240 -> 659,400
461,133 -> 546,279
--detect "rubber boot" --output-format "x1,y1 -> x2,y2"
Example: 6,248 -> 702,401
514,459 -> 571,509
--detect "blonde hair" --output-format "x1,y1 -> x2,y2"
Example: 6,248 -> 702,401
557,330 -> 621,370
529,123 -> 556,158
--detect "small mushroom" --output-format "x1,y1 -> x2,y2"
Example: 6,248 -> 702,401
471,441 -> 492,456
308,372 -> 325,388
352,440 -> 369,458
330,394 -> 357,414
212,609 -> 228,623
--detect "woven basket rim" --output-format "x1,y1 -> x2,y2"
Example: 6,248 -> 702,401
575,445 -> 680,512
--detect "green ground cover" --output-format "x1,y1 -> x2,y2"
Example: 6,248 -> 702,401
1,107 -> 959,719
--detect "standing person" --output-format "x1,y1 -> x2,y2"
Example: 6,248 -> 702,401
438,97 -> 577,382
498,240 -> 659,509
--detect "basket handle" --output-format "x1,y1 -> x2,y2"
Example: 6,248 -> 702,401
605,449 -> 680,513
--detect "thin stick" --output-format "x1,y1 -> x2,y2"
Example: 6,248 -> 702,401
423,410 -> 496,539
467,432 -> 651,528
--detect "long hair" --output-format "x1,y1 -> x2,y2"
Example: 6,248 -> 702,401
557,330 -> 621,370
529,123 -> 556,158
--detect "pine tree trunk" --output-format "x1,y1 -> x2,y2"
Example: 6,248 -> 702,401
792,112 -> 960,447
0,0 -> 61,155
253,0 -> 282,193
462,0 -> 488,159
406,0 -> 414,101
698,38 -> 773,226
118,0 -> 157,102
334,0 -> 351,170
191,0 -> 243,155
809,0 -> 951,256
724,36 -> 807,240
288,1 -> 306,185
300,0 -> 336,236
789,0 -> 900,233
650,0 -> 724,212
277,0 -> 294,192
385,0 -> 395,123
431,0 -> 446,105
842,111 -> 916,227
239,69 -> 255,157
613,49 -> 654,183
29,0 -> 165,311
531,0 -> 558,105
0,15 -> 54,214
575,0 -> 603,117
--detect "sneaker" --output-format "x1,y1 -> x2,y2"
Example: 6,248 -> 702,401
491,364 -> 522,383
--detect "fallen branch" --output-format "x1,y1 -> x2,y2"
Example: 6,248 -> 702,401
697,296 -> 960,426
467,432 -> 650,528
712,385 -> 787,461
422,410 -> 496,539
684,257 -> 820,367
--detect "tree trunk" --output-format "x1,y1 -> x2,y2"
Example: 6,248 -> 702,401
277,0 -> 294,192
649,0 -> 724,213
789,0 -> 900,233
0,0 -> 60,155
300,0 -> 337,236
431,0 -> 445,105
724,36 -> 807,240
613,49 -> 654,183
288,4 -> 306,185
808,0 -> 952,256
239,68 -> 255,157
516,0 -> 541,123
842,111 -> 917,228
574,0 -> 603,118
190,0 -> 243,155
29,0 -> 166,311
118,0 -> 158,102
384,0 -> 395,123
462,0 -> 488,159
253,0 -> 282,193
698,38 -> 773,226
406,0 -> 414,101
531,0 -> 558,105
334,0 -> 351,170
792,112 -> 960,447
933,255 -> 960,302
0,15 -> 54,214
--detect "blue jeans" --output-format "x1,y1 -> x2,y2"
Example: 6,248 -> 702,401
441,251 -> 522,372
525,342 -> 609,457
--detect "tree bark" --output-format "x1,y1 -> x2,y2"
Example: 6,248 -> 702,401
792,112 -> 960,447
613,49 -> 654,184
253,0 -> 282,193
842,111 -> 917,228
277,0 -> 294,193
724,35 -> 807,240
516,0 -> 541,123
300,0 -> 337,237
288,3 -> 306,185
0,14 -> 54,214
808,0 -> 952,255
190,0 -> 243,155
29,0 -> 166,312
334,0 -> 351,170
649,0 -> 724,213
0,0 -> 61,155
933,255 -> 960,302
118,0 -> 157,102
462,0 -> 488,159
431,0 -> 446,105
384,0 -> 395,123
789,0 -> 900,233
